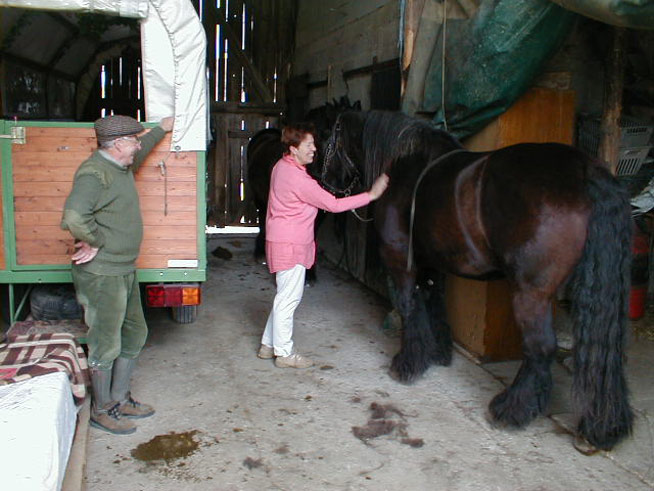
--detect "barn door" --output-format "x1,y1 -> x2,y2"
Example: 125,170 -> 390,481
209,107 -> 280,227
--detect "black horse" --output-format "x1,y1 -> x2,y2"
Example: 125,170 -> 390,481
246,97 -> 361,283
320,110 -> 633,451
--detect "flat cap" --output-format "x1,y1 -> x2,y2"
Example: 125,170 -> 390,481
94,115 -> 144,144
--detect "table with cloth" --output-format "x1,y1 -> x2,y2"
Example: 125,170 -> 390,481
0,331 -> 89,491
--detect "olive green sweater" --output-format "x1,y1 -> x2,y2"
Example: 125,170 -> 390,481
61,126 -> 166,275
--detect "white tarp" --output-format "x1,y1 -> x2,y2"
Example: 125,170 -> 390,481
0,0 -> 148,18
3,0 -> 207,151
141,0 -> 207,151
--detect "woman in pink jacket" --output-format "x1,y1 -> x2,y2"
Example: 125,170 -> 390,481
258,122 -> 389,368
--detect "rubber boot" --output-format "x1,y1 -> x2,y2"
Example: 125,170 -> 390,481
111,357 -> 155,419
90,368 -> 135,435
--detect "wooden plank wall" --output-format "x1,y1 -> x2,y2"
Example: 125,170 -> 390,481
11,126 -> 198,269
196,0 -> 296,105
211,110 -> 279,226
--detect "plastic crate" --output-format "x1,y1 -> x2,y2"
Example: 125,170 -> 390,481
578,116 -> 654,155
616,146 -> 651,176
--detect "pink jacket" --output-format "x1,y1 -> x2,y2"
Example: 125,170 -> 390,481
265,155 -> 371,272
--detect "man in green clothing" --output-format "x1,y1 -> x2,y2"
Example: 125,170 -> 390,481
61,114 -> 174,434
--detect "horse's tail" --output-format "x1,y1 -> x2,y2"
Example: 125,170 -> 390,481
568,165 -> 633,450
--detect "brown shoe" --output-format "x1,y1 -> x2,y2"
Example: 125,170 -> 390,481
275,352 -> 314,368
91,402 -> 136,434
257,344 -> 274,359
119,394 -> 155,419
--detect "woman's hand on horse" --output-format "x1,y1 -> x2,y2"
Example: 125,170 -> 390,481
368,173 -> 390,201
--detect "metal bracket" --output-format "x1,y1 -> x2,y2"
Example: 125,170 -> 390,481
0,126 -> 26,144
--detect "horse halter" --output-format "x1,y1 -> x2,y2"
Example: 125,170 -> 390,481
321,119 -> 362,197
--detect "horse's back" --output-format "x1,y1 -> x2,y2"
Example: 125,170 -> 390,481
414,143 -> 606,279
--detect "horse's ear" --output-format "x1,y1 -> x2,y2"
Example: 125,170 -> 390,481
353,101 -> 362,111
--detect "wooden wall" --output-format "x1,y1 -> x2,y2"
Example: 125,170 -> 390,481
293,0 -> 400,110
210,108 -> 279,227
10,126 -> 198,269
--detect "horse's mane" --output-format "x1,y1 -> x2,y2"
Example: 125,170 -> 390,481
361,111 -> 462,187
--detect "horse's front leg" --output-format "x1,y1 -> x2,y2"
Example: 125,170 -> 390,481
488,290 -> 556,428
385,267 -> 437,383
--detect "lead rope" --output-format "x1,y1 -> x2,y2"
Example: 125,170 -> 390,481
406,149 -> 465,271
351,208 -> 373,222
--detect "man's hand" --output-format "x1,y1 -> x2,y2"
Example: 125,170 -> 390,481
160,117 -> 174,132
72,241 -> 99,264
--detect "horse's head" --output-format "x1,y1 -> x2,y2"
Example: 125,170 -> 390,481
319,111 -> 367,197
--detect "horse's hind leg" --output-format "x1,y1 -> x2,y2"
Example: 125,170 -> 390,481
423,272 -> 452,366
488,291 -> 556,428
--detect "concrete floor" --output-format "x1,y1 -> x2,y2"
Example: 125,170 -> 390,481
83,235 -> 654,490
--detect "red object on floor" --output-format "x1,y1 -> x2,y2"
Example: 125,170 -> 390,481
629,228 -> 650,321
629,285 -> 647,320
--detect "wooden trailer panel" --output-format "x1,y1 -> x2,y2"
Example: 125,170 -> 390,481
10,126 -> 199,270
0,145 -> 4,270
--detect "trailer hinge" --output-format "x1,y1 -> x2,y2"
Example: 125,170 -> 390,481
0,126 -> 26,144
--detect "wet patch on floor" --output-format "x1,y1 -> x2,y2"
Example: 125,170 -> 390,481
131,430 -> 201,462
123,430 -> 222,483
243,457 -> 264,469
352,402 -> 424,448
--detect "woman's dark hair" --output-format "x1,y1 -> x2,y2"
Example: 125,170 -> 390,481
281,122 -> 316,154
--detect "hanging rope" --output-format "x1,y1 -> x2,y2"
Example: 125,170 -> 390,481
441,0 -> 449,132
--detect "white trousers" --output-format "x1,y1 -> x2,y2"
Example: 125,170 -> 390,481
261,264 -> 306,357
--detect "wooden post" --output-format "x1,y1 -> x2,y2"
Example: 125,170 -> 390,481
598,27 -> 627,175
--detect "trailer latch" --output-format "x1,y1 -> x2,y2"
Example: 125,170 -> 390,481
0,126 -> 26,144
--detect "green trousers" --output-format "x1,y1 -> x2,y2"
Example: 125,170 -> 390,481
72,268 -> 148,370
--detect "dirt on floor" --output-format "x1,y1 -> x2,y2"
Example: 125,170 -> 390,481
81,234 -> 654,491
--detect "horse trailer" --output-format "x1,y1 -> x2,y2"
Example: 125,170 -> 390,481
0,0 -> 208,325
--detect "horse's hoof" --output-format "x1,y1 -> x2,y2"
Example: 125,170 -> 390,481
573,435 -> 601,456
431,350 -> 452,366
389,354 -> 425,384
388,367 -> 415,385
488,391 -> 536,429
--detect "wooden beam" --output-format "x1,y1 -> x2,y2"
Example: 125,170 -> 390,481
599,27 -> 627,175
46,12 -> 78,33
343,57 -> 400,79
0,52 -> 75,82
210,101 -> 283,115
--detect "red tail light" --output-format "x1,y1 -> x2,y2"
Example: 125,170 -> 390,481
145,283 -> 201,307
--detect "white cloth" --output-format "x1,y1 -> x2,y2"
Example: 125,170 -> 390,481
0,372 -> 77,491
261,264 -> 307,357
141,0 -> 207,151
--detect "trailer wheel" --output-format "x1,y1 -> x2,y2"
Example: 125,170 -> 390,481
30,285 -> 83,321
171,305 -> 198,324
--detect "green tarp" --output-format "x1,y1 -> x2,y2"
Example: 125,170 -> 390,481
420,0 -> 577,139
